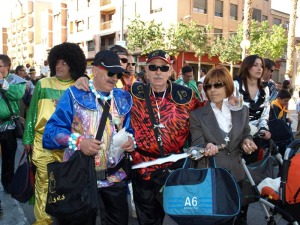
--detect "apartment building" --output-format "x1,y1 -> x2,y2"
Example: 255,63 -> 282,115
5,0 -> 293,78
6,0 -> 67,74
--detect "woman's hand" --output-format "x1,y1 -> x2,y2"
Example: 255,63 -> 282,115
121,137 -> 134,153
80,138 -> 102,156
258,130 -> 271,140
75,77 -> 90,91
242,139 -> 258,154
204,143 -> 219,157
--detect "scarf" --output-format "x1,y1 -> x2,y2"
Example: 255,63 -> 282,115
271,99 -> 289,119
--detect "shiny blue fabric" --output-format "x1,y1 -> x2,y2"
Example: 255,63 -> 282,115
42,86 -> 133,150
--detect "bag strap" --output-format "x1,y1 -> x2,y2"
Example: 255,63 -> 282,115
95,99 -> 111,141
184,157 -> 216,169
143,84 -> 165,157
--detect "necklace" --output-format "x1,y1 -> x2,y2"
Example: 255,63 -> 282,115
152,89 -> 167,129
89,80 -> 113,101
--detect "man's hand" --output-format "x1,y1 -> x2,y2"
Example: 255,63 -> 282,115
80,138 -> 103,156
121,137 -> 135,153
75,77 -> 90,91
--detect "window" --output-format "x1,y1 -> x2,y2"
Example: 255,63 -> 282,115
150,0 -> 162,14
273,18 -> 282,25
262,15 -> 268,21
252,8 -> 262,22
70,21 -> 73,34
215,0 -> 223,17
108,37 -> 114,45
193,0 -> 207,14
87,40 -> 95,52
230,4 -> 237,20
88,16 -> 94,29
101,15 -> 106,22
76,20 -> 84,32
214,28 -> 222,39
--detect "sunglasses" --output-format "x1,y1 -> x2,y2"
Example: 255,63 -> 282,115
148,65 -> 170,72
97,66 -> 123,79
120,58 -> 128,64
204,82 -> 225,91
127,62 -> 136,66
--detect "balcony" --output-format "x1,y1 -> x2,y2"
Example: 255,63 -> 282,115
28,1 -> 33,13
100,0 -> 111,6
28,16 -> 34,28
100,0 -> 115,12
100,21 -> 112,30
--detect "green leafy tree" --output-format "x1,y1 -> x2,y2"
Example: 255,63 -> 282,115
249,20 -> 287,59
126,17 -> 166,55
210,20 -> 287,74
166,20 -> 212,78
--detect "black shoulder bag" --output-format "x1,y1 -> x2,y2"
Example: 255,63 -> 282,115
45,100 -> 111,222
0,89 -> 24,138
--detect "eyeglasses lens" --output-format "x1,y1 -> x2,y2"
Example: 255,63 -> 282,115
204,82 -> 225,91
120,58 -> 128,64
148,65 -> 169,72
127,63 -> 136,66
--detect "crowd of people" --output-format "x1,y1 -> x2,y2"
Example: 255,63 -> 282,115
0,43 -> 298,225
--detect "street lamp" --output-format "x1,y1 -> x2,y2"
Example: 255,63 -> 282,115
240,30 -> 250,60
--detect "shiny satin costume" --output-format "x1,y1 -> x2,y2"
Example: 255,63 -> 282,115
23,77 -> 75,225
43,86 -> 132,186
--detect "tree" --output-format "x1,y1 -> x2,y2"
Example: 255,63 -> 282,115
286,0 -> 299,78
249,20 -> 287,59
126,16 -> 166,55
210,32 -> 243,75
209,20 -> 287,75
166,20 -> 211,79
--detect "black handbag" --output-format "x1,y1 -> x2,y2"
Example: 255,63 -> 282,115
45,151 -> 99,222
45,99 -> 111,221
10,149 -> 35,202
0,90 -> 24,138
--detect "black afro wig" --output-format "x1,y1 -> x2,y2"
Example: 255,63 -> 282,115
47,42 -> 86,80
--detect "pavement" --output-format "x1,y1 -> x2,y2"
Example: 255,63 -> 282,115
0,100 -> 298,225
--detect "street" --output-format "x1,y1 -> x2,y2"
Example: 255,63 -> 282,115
0,100 -> 298,225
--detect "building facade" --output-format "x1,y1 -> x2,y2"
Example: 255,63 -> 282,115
4,0 -> 296,80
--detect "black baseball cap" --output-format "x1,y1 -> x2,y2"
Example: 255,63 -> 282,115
92,50 -> 128,76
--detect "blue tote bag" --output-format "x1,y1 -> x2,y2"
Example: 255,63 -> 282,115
163,158 -> 241,225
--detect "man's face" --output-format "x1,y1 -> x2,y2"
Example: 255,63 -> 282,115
262,66 -> 274,81
0,60 -> 9,78
146,59 -> 172,90
92,66 -> 118,92
17,67 -> 27,78
55,59 -> 71,80
126,55 -> 136,76
278,98 -> 290,107
118,54 -> 128,70
182,71 -> 194,83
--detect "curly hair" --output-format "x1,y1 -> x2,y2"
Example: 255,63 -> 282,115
47,42 -> 86,80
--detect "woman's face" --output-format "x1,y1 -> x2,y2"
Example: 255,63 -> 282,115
205,80 -> 226,107
248,58 -> 263,80
197,82 -> 203,92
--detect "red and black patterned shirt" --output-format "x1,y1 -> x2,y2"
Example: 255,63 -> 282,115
130,81 -> 203,180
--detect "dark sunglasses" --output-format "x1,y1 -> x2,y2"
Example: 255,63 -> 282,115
120,58 -> 128,64
148,65 -> 170,72
127,62 -> 136,66
204,82 -> 225,91
97,66 -> 123,79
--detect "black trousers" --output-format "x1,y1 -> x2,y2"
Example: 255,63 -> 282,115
132,176 -> 165,225
0,129 -> 17,193
57,180 -> 129,225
